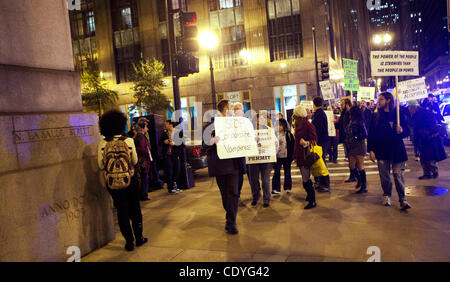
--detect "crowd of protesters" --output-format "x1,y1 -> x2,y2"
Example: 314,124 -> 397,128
97,92 -> 447,249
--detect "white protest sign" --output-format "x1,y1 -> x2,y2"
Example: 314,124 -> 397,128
325,111 -> 336,137
300,100 -> 314,112
370,51 -> 419,77
215,117 -> 259,159
357,87 -> 376,102
320,80 -> 334,101
397,77 -> 428,102
246,129 -> 277,164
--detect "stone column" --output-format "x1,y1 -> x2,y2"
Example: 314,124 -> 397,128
0,0 -> 115,261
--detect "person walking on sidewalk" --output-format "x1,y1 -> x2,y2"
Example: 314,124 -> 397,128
203,100 -> 241,234
248,112 -> 276,208
412,106 -> 447,179
367,92 -> 412,210
339,99 -> 357,183
272,118 -> 295,195
345,106 -> 368,194
98,110 -> 148,251
293,105 -> 318,209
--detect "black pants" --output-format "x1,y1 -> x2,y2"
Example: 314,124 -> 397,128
328,137 -> 339,162
107,180 -> 143,244
272,158 -> 292,192
163,155 -> 181,192
216,173 -> 239,228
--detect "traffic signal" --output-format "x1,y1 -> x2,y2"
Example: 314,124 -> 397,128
180,11 -> 198,53
176,53 -> 199,77
320,62 -> 330,80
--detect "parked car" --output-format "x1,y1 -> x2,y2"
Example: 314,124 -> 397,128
439,103 -> 450,144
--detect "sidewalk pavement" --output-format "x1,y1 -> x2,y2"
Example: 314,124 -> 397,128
82,142 -> 450,262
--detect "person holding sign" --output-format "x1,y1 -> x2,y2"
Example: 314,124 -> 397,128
248,112 -> 276,208
367,92 -> 411,210
233,102 -> 248,201
203,100 -> 241,234
292,105 -> 318,210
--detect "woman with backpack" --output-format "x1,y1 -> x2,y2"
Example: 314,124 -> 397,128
97,110 -> 148,252
345,106 -> 368,194
272,118 -> 295,195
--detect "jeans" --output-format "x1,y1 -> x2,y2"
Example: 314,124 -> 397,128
248,163 -> 272,204
216,173 -> 239,228
272,158 -> 292,192
163,155 -> 181,192
328,137 -> 339,162
107,180 -> 143,244
377,160 -> 407,203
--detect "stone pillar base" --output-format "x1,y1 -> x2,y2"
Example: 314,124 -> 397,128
0,112 -> 115,262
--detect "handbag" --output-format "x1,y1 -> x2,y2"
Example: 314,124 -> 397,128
303,144 -> 321,167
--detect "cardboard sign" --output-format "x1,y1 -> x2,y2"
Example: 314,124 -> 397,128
357,87 -> 376,102
343,58 -> 360,91
370,51 -> 419,76
397,77 -> 428,102
214,117 -> 259,159
246,129 -> 277,164
325,111 -> 336,137
320,80 -> 334,101
300,100 -> 314,112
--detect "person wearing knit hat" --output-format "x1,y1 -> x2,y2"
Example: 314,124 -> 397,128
292,105 -> 318,209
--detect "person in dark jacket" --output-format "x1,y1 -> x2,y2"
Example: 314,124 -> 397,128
339,99 -> 357,182
360,100 -> 373,131
345,106 -> 368,194
159,120 -> 183,194
293,105 -> 318,209
203,100 -> 241,234
422,94 -> 444,124
272,118 -> 295,194
412,106 -> 447,179
312,97 -> 331,192
134,118 -> 152,201
367,92 -> 411,210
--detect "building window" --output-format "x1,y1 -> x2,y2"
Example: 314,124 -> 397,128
208,0 -> 247,69
111,0 -> 141,84
266,0 -> 303,61
69,0 -> 97,70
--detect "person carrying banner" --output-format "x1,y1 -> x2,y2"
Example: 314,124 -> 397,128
203,100 -> 241,234
367,92 -> 412,210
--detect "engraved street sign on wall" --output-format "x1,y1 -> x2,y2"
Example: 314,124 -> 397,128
13,125 -> 93,144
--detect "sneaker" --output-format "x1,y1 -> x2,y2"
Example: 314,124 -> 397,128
400,200 -> 411,211
272,190 -> 281,195
318,187 -> 330,193
263,203 -> 270,208
382,196 -> 392,206
175,188 -> 183,193
304,202 -> 317,210
136,238 -> 148,247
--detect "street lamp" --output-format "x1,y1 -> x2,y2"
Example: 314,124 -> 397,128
372,32 -> 392,45
199,30 -> 219,110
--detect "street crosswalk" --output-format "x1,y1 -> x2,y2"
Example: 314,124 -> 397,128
272,144 -> 412,180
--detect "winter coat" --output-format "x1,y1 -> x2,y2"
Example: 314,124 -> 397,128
312,108 -> 329,147
367,109 -> 410,163
293,118 -> 318,167
412,107 -> 447,163
345,119 -> 368,145
338,109 -> 350,144
134,133 -> 152,175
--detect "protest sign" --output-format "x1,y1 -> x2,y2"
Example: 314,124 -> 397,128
325,111 -> 336,137
214,117 -> 259,159
320,80 -> 334,101
343,58 -> 359,91
300,100 -> 314,112
397,77 -> 428,102
246,129 -> 277,164
370,51 -> 419,77
357,87 -> 376,102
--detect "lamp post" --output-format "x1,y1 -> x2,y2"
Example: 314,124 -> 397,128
199,31 -> 219,110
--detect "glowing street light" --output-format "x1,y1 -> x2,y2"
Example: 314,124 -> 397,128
199,30 -> 219,109
373,33 -> 392,45
373,34 -> 382,45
